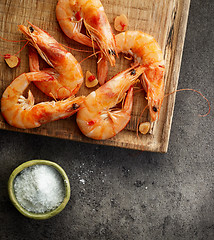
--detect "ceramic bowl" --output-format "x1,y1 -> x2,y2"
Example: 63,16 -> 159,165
8,159 -> 70,220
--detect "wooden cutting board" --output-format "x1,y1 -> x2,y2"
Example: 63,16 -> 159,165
0,0 -> 190,152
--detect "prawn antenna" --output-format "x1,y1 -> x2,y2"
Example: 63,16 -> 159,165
14,40 -> 29,56
0,35 -> 29,57
0,40 -> 29,58
61,43 -> 92,53
0,35 -> 27,43
162,88 -> 211,117
79,50 -> 101,64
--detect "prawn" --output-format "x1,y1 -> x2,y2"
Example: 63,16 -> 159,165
115,31 -> 165,122
1,72 -> 85,129
76,65 -> 144,140
56,0 -> 117,66
18,23 -> 83,100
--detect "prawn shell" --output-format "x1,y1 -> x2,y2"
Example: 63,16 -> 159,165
115,31 -> 165,122
19,24 -> 84,99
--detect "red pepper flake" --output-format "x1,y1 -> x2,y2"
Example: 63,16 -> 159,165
88,120 -> 95,125
88,75 -> 96,82
75,11 -> 81,21
158,65 -> 165,69
120,22 -> 126,31
4,54 -> 11,59
114,14 -> 128,32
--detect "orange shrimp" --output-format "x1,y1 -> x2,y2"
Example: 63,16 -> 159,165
56,0 -> 117,66
115,31 -> 165,122
18,23 -> 83,100
76,65 -> 144,140
1,72 -> 85,129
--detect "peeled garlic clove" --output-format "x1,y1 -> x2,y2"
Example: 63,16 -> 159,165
114,14 -> 129,32
139,122 -> 150,135
85,70 -> 98,88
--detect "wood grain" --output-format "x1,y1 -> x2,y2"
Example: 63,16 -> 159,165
0,0 -> 191,152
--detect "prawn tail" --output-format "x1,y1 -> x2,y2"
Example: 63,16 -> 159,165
27,90 -> 35,106
97,54 -> 108,85
123,87 -> 133,113
28,46 -> 40,72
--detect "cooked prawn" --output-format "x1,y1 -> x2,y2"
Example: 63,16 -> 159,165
56,0 -> 117,66
115,31 -> 165,122
1,72 -> 85,129
18,23 -> 83,100
76,65 -> 144,140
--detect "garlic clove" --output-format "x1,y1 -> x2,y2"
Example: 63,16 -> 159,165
4,54 -> 20,68
139,122 -> 151,135
85,70 -> 98,88
114,14 -> 129,32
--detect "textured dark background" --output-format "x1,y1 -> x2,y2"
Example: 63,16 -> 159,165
0,0 -> 214,239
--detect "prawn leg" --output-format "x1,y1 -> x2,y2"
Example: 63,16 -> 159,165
107,86 -> 133,132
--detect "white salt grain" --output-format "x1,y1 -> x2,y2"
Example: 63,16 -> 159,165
79,179 -> 85,184
14,165 -> 65,213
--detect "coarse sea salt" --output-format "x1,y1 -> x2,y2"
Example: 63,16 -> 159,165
13,165 -> 65,213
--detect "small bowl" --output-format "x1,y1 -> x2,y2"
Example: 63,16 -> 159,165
8,160 -> 70,220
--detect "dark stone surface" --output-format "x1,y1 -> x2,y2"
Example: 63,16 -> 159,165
0,0 -> 214,239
